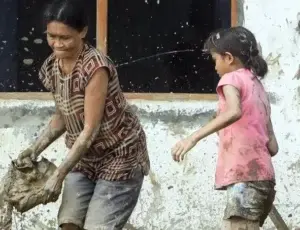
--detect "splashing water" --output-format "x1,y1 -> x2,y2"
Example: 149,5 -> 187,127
116,49 -> 195,67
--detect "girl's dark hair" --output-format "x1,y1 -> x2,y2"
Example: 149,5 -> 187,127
204,26 -> 268,78
43,0 -> 88,31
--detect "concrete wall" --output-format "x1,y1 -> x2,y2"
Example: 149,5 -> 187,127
1,0 -> 300,229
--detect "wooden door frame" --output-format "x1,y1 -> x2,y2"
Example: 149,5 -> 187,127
0,0 -> 238,101
231,0 -> 238,27
96,0 -> 107,54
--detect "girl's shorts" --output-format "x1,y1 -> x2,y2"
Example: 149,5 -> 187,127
224,181 -> 276,227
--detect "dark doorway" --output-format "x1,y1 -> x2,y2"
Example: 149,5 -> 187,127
108,0 -> 231,93
0,0 -> 230,93
0,0 -> 97,92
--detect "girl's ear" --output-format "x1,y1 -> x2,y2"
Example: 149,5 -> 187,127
224,52 -> 234,65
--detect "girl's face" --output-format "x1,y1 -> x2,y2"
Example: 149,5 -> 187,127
46,21 -> 87,59
211,52 -> 234,77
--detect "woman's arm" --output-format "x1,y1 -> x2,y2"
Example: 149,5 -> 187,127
17,104 -> 66,163
55,67 -> 109,180
267,118 -> 278,156
190,85 -> 242,143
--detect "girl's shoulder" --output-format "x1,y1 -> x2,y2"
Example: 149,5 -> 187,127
222,68 -> 253,81
218,69 -> 255,89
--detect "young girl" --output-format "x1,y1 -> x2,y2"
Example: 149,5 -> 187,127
171,26 -> 278,230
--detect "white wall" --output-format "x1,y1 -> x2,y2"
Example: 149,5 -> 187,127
1,0 -> 300,229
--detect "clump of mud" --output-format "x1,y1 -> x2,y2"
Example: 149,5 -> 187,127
0,157 -> 58,229
0,201 -> 12,230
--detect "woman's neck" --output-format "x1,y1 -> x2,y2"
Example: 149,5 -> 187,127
62,42 -> 84,65
60,42 -> 84,74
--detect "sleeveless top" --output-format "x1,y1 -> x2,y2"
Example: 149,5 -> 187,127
39,43 -> 150,181
215,68 -> 275,189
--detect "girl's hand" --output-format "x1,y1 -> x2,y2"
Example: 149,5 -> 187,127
171,137 -> 196,162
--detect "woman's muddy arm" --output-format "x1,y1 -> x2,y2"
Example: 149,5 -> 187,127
55,68 -> 108,179
17,105 -> 66,163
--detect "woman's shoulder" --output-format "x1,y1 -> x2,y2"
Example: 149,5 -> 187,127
41,53 -> 56,71
83,43 -> 107,61
39,53 -> 56,91
81,43 -> 116,76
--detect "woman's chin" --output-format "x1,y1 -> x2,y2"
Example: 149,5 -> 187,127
53,51 -> 69,59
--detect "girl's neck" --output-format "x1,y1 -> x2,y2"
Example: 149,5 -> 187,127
230,63 -> 245,72
229,58 -> 245,72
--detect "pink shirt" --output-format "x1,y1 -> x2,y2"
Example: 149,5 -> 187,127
215,68 -> 275,189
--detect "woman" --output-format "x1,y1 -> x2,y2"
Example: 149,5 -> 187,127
16,0 -> 150,229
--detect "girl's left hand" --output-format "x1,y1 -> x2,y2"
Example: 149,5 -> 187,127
171,137 -> 196,162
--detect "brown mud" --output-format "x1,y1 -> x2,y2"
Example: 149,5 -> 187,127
0,157 -> 57,230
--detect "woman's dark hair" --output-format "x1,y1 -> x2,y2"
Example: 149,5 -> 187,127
204,26 -> 268,78
43,0 -> 88,32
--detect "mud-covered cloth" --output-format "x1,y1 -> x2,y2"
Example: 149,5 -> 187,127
0,158 -> 58,230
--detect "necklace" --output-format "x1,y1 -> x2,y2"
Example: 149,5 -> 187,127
59,44 -> 84,76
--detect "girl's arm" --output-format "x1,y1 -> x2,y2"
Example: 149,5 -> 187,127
55,67 -> 109,180
171,85 -> 242,162
190,85 -> 242,143
267,118 -> 278,156
211,112 -> 219,136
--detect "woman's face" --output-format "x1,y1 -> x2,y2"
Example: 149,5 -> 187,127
46,21 -> 87,59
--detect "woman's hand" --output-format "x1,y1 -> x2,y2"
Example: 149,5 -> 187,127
171,136 -> 196,162
16,148 -> 36,165
43,171 -> 63,204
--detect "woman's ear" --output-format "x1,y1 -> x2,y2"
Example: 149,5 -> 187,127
80,26 -> 88,39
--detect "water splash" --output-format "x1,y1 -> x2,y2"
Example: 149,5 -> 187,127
116,49 -> 195,67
